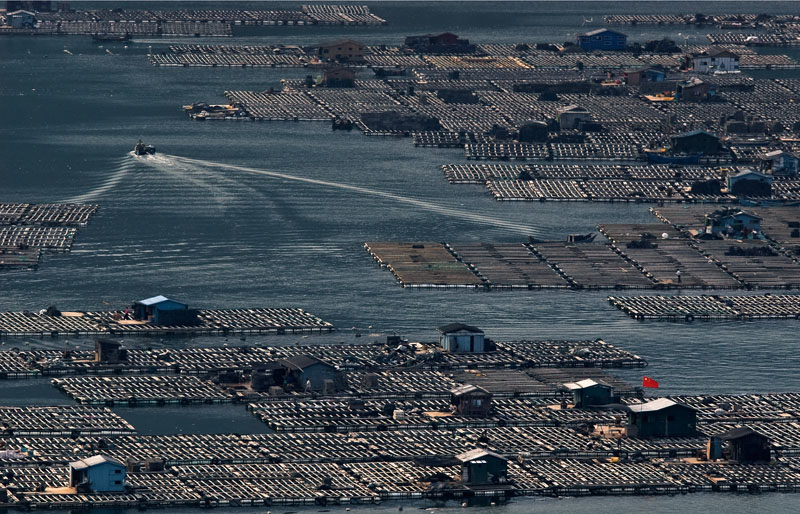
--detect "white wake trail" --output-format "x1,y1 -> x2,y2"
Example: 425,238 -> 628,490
159,154 -> 542,237
63,158 -> 134,203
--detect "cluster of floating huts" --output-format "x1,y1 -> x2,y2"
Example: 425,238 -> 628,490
172,30 -> 800,209
0,4 -> 386,37
0,326 -> 799,507
0,202 -> 97,271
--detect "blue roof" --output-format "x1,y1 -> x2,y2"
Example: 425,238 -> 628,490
583,28 -> 626,37
137,295 -> 170,306
136,295 -> 187,308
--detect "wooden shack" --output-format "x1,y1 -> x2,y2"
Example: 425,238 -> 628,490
438,323 -> 485,353
563,378 -> 615,408
715,427 -> 771,463
279,355 -> 337,392
450,384 -> 493,417
627,398 -> 696,438
455,449 -> 508,485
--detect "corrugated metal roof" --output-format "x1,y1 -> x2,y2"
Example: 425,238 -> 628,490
280,354 -> 332,371
450,384 -> 490,396
438,323 -> 483,334
137,295 -> 170,306
455,449 -> 506,463
70,454 -> 125,470
628,398 -> 694,413
584,28 -> 626,37
564,378 -> 608,390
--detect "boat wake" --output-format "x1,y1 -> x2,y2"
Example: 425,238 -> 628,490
63,156 -> 134,203
146,153 -> 543,237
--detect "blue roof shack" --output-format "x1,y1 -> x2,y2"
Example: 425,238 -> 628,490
7,10 -> 36,28
577,28 -> 627,51
132,296 -> 199,326
69,455 -> 126,493
438,323 -> 485,353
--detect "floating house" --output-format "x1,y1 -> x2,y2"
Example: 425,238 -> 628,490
705,207 -> 762,236
7,9 -> 36,28
627,398 -> 696,438
728,169 -> 773,197
624,67 -> 666,86
456,449 -> 508,485
279,355 -> 337,392
714,427 -> 771,463
760,150 -> 798,177
404,32 -> 475,54
69,455 -> 126,493
95,340 -> 127,364
132,296 -> 199,326
438,323 -> 485,353
322,67 -> 356,88
563,378 -> 615,408
556,105 -> 592,130
676,77 -> 712,100
577,28 -> 627,51
316,39 -> 365,63
670,130 -> 721,155
451,384 -> 493,417
692,47 -> 739,74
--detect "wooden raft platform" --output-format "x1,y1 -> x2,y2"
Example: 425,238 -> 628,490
0,308 -> 333,337
609,294 -> 800,320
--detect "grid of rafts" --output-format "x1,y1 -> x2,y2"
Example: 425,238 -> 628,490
0,406 -> 135,436
608,294 -> 800,320
0,203 -> 98,270
51,376 -> 231,406
0,307 -> 332,338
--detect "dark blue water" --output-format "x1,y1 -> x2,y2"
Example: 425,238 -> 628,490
2,2 -> 800,510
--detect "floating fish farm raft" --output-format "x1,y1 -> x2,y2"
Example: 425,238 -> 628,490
174,31 -> 800,212
0,335 -> 797,507
0,406 -> 135,436
0,307 -> 332,338
0,5 -> 386,37
0,339 -> 645,380
2,395 -> 800,506
0,203 -> 98,270
365,204 -> 800,290
609,294 -> 800,320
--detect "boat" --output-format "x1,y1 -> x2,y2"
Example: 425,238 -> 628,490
91,33 -> 131,42
133,140 -> 156,156
644,150 -> 703,165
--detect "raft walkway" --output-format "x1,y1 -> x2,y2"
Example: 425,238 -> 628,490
0,307 -> 333,338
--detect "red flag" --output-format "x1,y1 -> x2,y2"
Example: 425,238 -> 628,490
643,377 -> 659,388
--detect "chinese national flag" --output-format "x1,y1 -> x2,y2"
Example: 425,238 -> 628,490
643,377 -> 659,388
